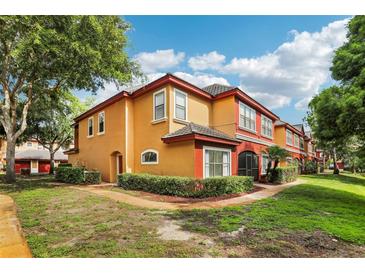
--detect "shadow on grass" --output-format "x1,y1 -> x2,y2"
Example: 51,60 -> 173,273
0,174 -> 64,193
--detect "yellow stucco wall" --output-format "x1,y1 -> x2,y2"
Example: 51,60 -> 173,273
68,99 -> 126,182
211,95 -> 236,136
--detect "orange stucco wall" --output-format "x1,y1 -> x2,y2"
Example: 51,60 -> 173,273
211,95 -> 236,136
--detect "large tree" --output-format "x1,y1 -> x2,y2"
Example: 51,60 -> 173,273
23,91 -> 94,174
0,16 -> 140,183
306,16 -> 365,173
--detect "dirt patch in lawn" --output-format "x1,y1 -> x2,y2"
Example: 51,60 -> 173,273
217,227 -> 365,258
114,186 -> 264,203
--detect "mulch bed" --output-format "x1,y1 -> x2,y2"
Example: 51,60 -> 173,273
119,185 -> 264,204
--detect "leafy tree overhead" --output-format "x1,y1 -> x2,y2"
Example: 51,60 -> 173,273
0,16 -> 140,183
307,16 -> 365,173
23,91 -> 94,174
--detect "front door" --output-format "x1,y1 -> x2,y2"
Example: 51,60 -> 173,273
117,155 -> 123,175
238,151 -> 259,181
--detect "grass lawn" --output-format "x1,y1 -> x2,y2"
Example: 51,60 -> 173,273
0,176 -> 204,258
1,173 -> 364,257
172,173 -> 365,257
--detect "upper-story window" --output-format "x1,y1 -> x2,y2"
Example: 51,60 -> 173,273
98,112 -> 105,134
300,137 -> 304,150
308,143 -> 313,153
239,102 -> 256,132
294,134 -> 299,147
261,115 -> 272,138
286,129 -> 292,145
153,89 -> 166,121
174,89 -> 187,121
87,117 -> 94,137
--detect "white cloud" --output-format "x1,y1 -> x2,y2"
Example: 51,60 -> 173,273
246,91 -> 291,110
134,49 -> 185,73
173,72 -> 230,87
294,96 -> 312,110
188,51 -> 226,71
222,18 -> 349,109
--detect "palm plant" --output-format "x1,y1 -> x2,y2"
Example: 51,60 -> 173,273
263,145 -> 290,174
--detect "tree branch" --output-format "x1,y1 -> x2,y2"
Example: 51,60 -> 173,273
14,83 -> 33,140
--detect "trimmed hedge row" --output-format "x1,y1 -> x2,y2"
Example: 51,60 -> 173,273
267,166 -> 298,184
55,167 -> 101,184
117,173 -> 253,198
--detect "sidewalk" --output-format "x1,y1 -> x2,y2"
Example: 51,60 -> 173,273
71,179 -> 304,210
0,194 -> 32,258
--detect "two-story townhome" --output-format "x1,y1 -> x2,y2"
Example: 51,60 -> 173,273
66,73 -> 282,182
273,120 -> 307,168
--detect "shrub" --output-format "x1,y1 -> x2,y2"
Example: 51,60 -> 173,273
267,166 -> 298,184
20,168 -> 30,176
84,171 -> 101,184
303,161 -> 317,174
58,163 -> 72,168
55,167 -> 84,184
117,173 -> 253,198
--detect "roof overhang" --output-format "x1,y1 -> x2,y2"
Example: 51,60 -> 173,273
162,133 -> 240,146
63,148 -> 79,155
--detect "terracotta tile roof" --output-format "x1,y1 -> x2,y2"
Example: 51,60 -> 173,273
202,83 -> 236,96
162,122 -> 238,142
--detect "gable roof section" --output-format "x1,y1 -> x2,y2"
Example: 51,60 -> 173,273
162,122 -> 239,145
274,120 -> 304,136
74,73 -> 280,123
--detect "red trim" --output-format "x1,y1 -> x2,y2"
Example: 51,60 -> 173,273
215,88 -> 280,121
162,133 -> 239,146
131,74 -> 213,100
74,91 -> 128,122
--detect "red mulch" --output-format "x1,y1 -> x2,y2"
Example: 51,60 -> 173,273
123,186 -> 264,204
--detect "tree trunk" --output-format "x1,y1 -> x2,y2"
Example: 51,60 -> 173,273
49,149 -> 55,175
273,160 -> 279,170
5,139 -> 16,184
333,148 -> 338,174
267,161 -> 272,174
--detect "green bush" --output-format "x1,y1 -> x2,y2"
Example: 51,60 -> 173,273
84,171 -> 101,184
55,167 -> 84,184
303,161 -> 317,174
267,166 -> 298,184
117,173 -> 253,198
58,163 -> 72,168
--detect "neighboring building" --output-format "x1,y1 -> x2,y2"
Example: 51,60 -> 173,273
15,150 -> 68,174
66,73 -> 317,182
0,138 -> 68,174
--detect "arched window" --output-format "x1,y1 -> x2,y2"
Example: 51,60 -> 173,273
141,149 -> 159,165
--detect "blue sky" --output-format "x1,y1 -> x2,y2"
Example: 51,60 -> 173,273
90,16 -> 350,126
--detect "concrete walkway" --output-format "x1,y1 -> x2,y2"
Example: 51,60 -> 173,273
71,179 -> 304,210
0,194 -> 32,258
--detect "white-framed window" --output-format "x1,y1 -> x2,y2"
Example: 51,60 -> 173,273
153,89 -> 166,121
98,112 -> 105,134
27,142 -> 32,147
261,154 -> 269,175
308,143 -> 313,153
286,129 -> 292,145
300,137 -> 304,150
174,89 -> 188,121
141,149 -> 159,165
87,117 -> 94,137
261,115 -> 273,138
239,101 -> 256,132
203,146 -> 231,178
294,134 -> 299,147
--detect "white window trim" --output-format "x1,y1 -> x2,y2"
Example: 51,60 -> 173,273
97,111 -> 105,135
239,101 -> 256,133
203,146 -> 232,179
87,117 -> 94,138
152,89 -> 167,123
294,134 -> 299,148
300,137 -> 304,150
173,89 -> 188,122
261,114 -> 273,139
286,129 -> 292,145
141,149 -> 159,165
261,154 -> 269,175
